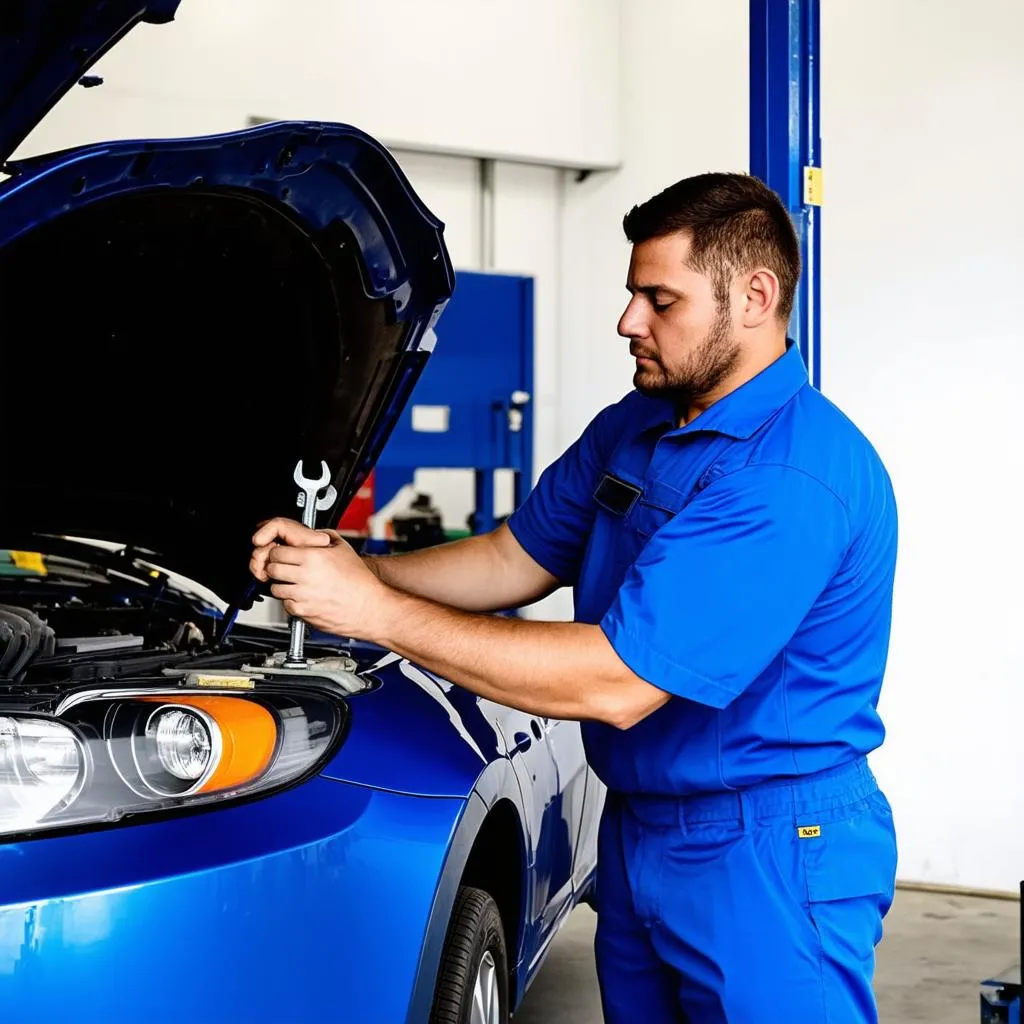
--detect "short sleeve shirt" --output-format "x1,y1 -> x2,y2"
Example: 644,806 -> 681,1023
506,342 -> 898,795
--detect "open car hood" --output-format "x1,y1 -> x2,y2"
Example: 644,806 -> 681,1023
0,1 -> 455,606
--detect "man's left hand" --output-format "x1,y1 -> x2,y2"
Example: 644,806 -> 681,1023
254,520 -> 384,638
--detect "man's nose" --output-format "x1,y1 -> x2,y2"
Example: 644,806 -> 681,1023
617,298 -> 648,339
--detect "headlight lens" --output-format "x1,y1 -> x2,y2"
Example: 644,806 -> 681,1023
0,685 -> 345,842
152,707 -> 213,782
0,716 -> 84,831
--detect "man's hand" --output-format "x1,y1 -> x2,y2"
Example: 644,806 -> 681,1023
250,518 -> 384,637
250,518 -> 331,582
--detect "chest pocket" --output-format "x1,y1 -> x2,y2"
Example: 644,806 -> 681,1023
613,432 -> 739,541
577,431 -> 743,621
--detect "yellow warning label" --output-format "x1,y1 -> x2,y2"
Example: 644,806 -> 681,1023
189,674 -> 255,690
10,551 -> 46,574
797,825 -> 822,839
803,166 -> 823,207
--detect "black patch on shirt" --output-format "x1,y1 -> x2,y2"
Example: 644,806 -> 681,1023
594,474 -> 642,516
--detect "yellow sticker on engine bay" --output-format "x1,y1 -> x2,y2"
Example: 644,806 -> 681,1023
8,550 -> 47,574
188,673 -> 256,690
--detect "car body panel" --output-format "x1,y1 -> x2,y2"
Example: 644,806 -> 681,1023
320,647 -> 502,798
0,775 -> 466,1023
320,642 -> 598,1001
0,733 -> 591,1021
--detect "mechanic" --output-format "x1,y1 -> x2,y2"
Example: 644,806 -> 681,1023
250,171 -> 899,1024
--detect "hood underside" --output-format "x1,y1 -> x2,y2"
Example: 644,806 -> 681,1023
0,124 -> 455,605
0,0 -> 181,165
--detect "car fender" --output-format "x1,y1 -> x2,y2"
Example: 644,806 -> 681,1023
321,652 -> 513,797
405,756 -> 529,1024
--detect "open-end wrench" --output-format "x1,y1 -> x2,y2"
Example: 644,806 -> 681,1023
282,459 -> 337,668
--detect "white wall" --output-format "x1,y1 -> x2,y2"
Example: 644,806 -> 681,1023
822,0 -> 1024,893
492,162 -> 571,621
12,0 -> 621,170
558,0 -> 749,444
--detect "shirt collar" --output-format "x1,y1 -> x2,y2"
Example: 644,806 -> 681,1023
638,340 -> 808,441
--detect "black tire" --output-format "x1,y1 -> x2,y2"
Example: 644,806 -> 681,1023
430,886 -> 510,1024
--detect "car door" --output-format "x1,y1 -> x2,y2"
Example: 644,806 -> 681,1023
535,716 -> 591,922
490,704 -> 587,951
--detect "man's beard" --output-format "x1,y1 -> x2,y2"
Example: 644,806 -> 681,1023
632,303 -> 740,407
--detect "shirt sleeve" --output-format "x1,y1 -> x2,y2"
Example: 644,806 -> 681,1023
506,404 -> 620,585
600,464 -> 852,709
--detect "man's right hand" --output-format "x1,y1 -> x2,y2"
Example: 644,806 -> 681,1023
250,518 -> 334,583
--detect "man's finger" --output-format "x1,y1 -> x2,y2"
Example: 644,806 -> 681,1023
251,517 -> 331,548
249,541 -> 291,579
249,545 -> 275,582
266,545 -> 311,567
271,583 -> 298,602
265,560 -> 303,583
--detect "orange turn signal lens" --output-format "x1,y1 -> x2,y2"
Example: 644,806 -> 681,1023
142,696 -> 277,794
184,697 -> 277,793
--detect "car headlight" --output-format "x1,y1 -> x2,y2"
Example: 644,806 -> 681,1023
0,684 -> 346,842
0,716 -> 85,827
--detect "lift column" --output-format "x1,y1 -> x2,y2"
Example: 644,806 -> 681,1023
750,0 -> 822,388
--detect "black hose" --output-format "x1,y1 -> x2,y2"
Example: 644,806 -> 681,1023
0,605 -> 56,678
0,620 -> 15,674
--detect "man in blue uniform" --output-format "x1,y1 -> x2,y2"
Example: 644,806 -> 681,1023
251,172 -> 899,1023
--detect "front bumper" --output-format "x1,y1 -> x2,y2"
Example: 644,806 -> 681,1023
0,775 -> 466,1023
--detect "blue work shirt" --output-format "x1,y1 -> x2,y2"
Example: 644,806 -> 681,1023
506,342 -> 897,795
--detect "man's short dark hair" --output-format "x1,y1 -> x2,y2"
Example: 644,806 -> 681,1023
622,172 -> 801,322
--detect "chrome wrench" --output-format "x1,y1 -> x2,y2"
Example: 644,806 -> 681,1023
282,459 -> 337,668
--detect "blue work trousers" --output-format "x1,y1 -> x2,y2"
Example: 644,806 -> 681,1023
593,758 -> 898,1023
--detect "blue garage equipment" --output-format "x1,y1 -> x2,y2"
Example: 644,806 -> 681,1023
374,270 -> 535,537
750,0 -> 822,389
980,882 -> 1023,1023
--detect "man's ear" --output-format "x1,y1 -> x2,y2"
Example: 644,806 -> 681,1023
739,268 -> 780,328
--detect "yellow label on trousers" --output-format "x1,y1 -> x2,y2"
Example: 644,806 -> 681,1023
797,825 -> 821,839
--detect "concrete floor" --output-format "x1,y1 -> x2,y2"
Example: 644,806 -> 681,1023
513,889 -> 1019,1022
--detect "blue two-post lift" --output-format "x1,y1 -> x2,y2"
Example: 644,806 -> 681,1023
750,0 -> 822,390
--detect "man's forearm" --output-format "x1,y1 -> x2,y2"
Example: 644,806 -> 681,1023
363,526 -> 557,613
363,535 -> 503,610
366,587 -> 670,729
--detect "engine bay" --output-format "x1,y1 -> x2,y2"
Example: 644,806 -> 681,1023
0,542 -> 372,707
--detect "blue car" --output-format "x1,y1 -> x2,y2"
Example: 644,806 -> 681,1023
0,3 -> 602,1021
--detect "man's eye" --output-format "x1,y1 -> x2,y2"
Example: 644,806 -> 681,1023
653,300 -> 674,313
